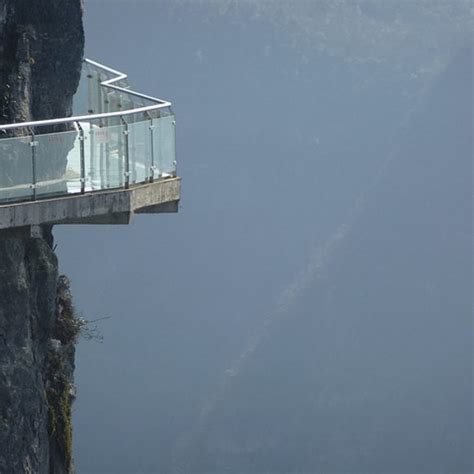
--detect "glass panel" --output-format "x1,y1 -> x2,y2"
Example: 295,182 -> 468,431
119,93 -> 135,112
98,73 -> 110,115
128,120 -> 152,185
76,62 -> 162,118
148,109 -> 160,120
0,62 -> 177,204
87,123 -> 125,190
152,114 -> 176,178
65,132 -> 83,194
106,89 -> 122,114
86,67 -> 100,114
116,79 -> 130,90
35,130 -> 80,198
0,135 -> 33,202
72,66 -> 89,116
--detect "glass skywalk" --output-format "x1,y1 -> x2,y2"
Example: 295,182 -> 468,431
0,59 -> 176,203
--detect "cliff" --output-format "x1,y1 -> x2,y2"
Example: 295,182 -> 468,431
0,0 -> 84,186
0,1 -> 84,472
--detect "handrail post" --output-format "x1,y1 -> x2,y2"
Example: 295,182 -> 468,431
172,117 -> 177,178
146,111 -> 155,183
120,116 -> 130,189
76,121 -> 86,194
28,127 -> 37,201
86,62 -> 94,114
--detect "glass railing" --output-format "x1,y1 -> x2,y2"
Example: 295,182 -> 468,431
0,59 -> 176,204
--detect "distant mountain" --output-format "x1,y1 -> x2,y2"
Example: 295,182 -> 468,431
178,0 -> 473,90
177,44 -> 472,474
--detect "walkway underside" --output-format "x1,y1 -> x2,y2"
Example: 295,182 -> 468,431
0,177 -> 180,230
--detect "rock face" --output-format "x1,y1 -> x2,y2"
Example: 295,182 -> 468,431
0,234 -> 77,473
0,0 -> 84,126
0,0 -> 84,187
0,1 -> 84,472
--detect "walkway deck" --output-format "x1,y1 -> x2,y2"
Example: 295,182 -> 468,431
0,177 -> 180,230
0,59 -> 179,230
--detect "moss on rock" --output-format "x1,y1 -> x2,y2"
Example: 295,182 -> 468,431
45,351 -> 74,470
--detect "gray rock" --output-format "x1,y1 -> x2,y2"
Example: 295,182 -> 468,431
0,1 -> 84,472
0,0 -> 84,188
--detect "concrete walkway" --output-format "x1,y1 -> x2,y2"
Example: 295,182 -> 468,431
0,177 -> 180,230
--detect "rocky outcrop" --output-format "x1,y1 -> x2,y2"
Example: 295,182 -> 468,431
0,0 -> 84,188
0,1 -> 84,472
0,0 -> 84,126
0,233 -> 78,473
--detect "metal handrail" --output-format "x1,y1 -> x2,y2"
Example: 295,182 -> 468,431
0,59 -> 176,204
0,58 -> 172,132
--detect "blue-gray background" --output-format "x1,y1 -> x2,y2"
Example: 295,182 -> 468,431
56,1 -> 472,473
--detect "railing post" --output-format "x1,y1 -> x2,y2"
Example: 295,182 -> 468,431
28,127 -> 37,201
121,116 -> 130,189
86,63 -> 94,114
172,117 -> 177,177
146,111 -> 155,183
97,74 -> 103,119
76,121 -> 86,194
104,93 -> 111,188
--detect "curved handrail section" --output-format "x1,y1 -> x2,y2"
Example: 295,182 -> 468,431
0,59 -> 172,131
0,59 -> 176,204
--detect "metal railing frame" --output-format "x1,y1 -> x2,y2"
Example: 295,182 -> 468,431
0,59 -> 175,202
0,59 -> 171,132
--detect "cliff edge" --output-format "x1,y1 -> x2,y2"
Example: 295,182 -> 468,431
0,1 -> 84,472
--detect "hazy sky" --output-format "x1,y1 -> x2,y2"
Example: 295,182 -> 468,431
56,2 -> 472,473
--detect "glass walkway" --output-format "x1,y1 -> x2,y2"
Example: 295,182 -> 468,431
0,59 -> 176,204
